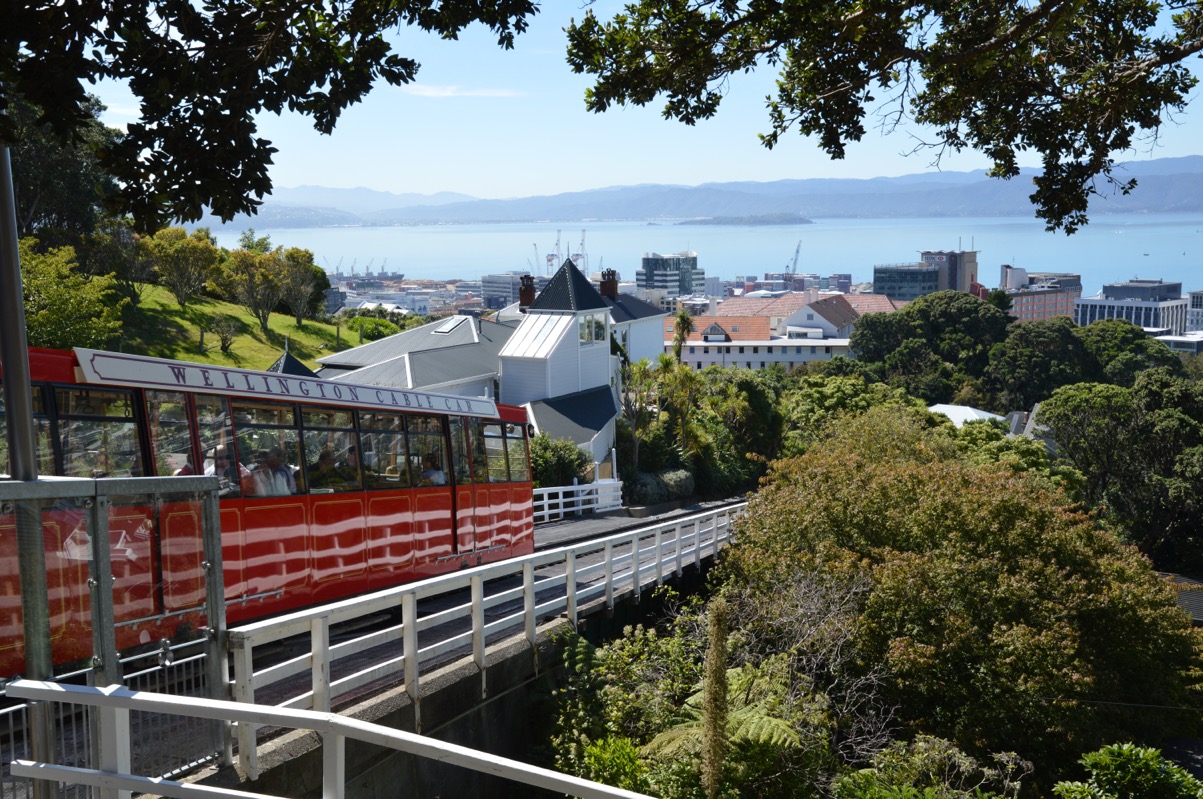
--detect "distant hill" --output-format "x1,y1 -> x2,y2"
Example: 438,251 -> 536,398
198,155 -> 1203,229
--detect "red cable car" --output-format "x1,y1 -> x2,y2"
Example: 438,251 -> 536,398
1,347 -> 534,676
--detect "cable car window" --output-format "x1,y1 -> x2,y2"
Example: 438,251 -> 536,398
504,423 -> 531,483
0,385 -> 54,477
481,423 -> 509,483
231,400 -> 302,496
55,388 -> 143,478
196,394 -> 249,498
447,417 -> 472,485
360,412 -> 410,489
408,416 -> 447,487
300,404 -> 361,493
145,391 -> 195,476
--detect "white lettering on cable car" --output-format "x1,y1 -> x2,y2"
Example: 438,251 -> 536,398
73,348 -> 498,418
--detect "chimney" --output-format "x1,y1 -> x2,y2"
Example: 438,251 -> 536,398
518,274 -> 536,312
599,268 -> 619,299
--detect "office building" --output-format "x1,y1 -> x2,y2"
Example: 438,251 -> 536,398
1074,278 -> 1188,335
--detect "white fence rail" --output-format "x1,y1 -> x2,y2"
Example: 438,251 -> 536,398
533,479 -> 623,523
228,503 -> 743,779
6,680 -> 653,799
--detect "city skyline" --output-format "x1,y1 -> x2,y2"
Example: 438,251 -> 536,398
93,2 -> 1203,202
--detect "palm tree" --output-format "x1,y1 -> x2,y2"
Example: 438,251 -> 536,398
672,307 -> 695,363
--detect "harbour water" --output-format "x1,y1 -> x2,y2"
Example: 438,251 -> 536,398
208,213 -> 1203,296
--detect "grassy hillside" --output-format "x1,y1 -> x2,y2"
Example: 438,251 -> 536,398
120,285 -> 358,371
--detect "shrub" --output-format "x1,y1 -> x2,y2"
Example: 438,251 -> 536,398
530,434 -> 591,488
659,468 -> 695,500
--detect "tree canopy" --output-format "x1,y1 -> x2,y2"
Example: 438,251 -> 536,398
566,0 -> 1203,232
726,406 -> 1203,782
20,238 -> 125,349
4,0 -> 537,231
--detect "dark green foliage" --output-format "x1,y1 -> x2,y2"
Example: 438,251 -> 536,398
1076,319 -> 1184,386
566,0 -> 1199,232
529,433 -> 591,489
834,736 -> 1029,799
985,316 -> 1092,411
8,94 -> 119,242
5,1 -> 537,231
729,406 -> 1203,786
1038,370 -> 1203,570
1053,744 -> 1203,799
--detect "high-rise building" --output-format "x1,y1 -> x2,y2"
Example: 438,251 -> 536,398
921,250 -> 979,292
872,263 -> 940,301
873,251 -> 979,301
635,251 -> 705,295
481,272 -> 549,310
1074,278 -> 1188,335
1189,290 -> 1203,332
999,265 -> 1082,321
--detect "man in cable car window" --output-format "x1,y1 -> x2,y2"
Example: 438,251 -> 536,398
252,446 -> 297,496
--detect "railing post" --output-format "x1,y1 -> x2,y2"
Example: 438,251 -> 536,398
632,532 -> 642,603
402,592 -> 421,732
97,698 -> 132,799
604,540 -> 614,610
321,731 -> 344,799
200,484 -> 232,766
523,562 -> 536,648
565,550 -> 577,627
655,527 -> 664,586
694,518 -> 703,569
674,523 -> 684,577
88,492 -> 121,686
233,639 -> 259,780
312,616 -> 330,713
573,477 -> 581,517
471,574 -> 486,697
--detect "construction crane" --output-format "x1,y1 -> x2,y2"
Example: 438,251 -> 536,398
789,240 -> 802,274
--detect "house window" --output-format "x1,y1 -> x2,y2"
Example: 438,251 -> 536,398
689,346 -> 695,354
767,346 -> 773,354
752,346 -> 758,354
810,346 -> 817,354
739,346 -> 745,354
703,346 -> 709,354
795,347 -> 802,354
759,362 -> 765,368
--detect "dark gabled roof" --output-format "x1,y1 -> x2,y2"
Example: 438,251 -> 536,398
267,351 -> 319,378
529,386 -> 618,444
605,292 -> 664,323
528,258 -> 609,313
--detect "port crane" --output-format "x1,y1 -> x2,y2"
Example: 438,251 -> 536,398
789,240 -> 802,274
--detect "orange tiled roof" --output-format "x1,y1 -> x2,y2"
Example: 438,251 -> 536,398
666,315 -> 775,342
715,294 -> 812,317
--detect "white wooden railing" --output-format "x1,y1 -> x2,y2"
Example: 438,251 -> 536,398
6,680 -> 653,799
533,478 -> 624,523
227,503 -> 743,779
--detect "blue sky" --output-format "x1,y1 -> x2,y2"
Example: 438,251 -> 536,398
95,3 -> 1203,201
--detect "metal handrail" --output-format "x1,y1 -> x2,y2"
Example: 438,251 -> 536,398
228,503 -> 744,778
6,679 -> 653,799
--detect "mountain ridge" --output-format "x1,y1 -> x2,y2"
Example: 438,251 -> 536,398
198,156 -> 1203,229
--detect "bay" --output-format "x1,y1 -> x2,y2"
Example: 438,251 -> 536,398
209,213 -> 1203,297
